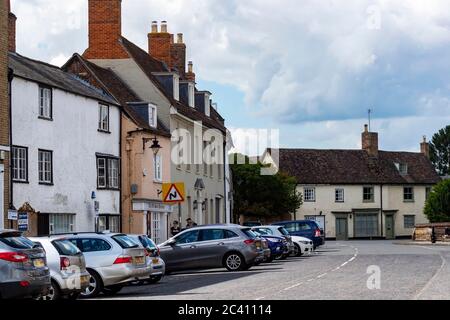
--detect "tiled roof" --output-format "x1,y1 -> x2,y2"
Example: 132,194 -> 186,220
270,148 -> 441,185
120,37 -> 226,133
9,52 -> 117,106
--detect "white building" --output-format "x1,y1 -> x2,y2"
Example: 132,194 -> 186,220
9,52 -> 121,235
262,126 -> 441,240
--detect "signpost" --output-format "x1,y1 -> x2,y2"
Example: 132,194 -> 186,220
8,209 -> 18,221
18,212 -> 29,232
162,183 -> 186,204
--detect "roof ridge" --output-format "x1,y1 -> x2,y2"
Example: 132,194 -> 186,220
9,52 -> 61,70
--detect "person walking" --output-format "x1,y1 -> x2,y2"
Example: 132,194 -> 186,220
170,221 -> 181,237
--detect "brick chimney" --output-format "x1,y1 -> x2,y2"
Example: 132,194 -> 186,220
186,61 -> 196,82
148,21 -> 172,68
84,0 -> 128,59
6,0 -> 16,52
420,136 -> 430,159
362,124 -> 379,157
170,33 -> 186,75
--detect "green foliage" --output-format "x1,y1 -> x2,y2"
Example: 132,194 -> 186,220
424,179 -> 450,222
230,154 -> 303,219
430,125 -> 450,176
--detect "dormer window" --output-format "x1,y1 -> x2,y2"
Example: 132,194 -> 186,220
149,104 -> 157,128
205,94 -> 211,117
173,75 -> 180,101
395,163 -> 408,175
188,82 -> 195,108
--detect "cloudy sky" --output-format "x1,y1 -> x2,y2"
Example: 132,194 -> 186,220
10,0 -> 450,155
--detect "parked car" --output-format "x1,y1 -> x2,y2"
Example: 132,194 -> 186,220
243,222 -> 262,227
0,230 -> 51,299
251,226 -> 293,260
29,236 -> 91,300
64,232 -> 152,298
127,235 -> 165,284
290,236 -> 314,257
159,224 -> 264,272
253,236 -> 271,264
272,221 -> 325,249
252,231 -> 287,262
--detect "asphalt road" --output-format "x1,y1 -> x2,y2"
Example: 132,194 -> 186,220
97,241 -> 450,300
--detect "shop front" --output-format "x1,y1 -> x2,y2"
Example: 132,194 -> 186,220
132,199 -> 173,244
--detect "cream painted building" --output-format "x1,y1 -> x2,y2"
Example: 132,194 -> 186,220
262,126 -> 441,240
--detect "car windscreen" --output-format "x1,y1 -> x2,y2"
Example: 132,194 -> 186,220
242,228 -> 258,239
138,236 -> 157,250
0,233 -> 35,249
52,239 -> 81,256
112,235 -> 139,249
278,227 -> 290,236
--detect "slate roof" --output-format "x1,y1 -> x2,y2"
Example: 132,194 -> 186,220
65,54 -> 170,137
9,52 -> 117,106
119,37 -> 226,133
269,149 -> 441,185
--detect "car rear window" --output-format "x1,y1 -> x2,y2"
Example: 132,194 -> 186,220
78,239 -> 112,252
254,228 -> 273,236
112,235 -> 139,249
138,236 -> 157,250
52,239 -> 81,256
0,233 -> 34,249
242,228 -> 258,239
225,230 -> 239,239
278,227 -> 290,236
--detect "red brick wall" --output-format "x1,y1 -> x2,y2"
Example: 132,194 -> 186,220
8,12 -> 15,52
1,0 -> 10,226
170,42 -> 186,75
148,31 -> 172,67
84,0 -> 128,59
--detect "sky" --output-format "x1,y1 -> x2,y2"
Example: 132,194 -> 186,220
10,0 -> 450,155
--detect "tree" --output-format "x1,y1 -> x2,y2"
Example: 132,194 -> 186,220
424,179 -> 450,222
230,154 -> 303,221
430,125 -> 450,176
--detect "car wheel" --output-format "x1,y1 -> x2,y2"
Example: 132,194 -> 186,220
102,285 -> 123,296
39,280 -> 61,301
224,253 -> 247,272
67,292 -> 80,300
293,244 -> 303,257
80,270 -> 103,299
266,255 -> 275,263
149,275 -> 163,284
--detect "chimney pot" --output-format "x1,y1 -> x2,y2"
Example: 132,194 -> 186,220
364,124 -> 369,133
161,21 -> 168,33
421,136 -> 430,159
188,61 -> 193,73
177,33 -> 183,44
151,21 -> 158,33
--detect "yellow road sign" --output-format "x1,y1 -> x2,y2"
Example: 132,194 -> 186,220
162,183 -> 186,203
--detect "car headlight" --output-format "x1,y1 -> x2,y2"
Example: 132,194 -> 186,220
301,241 -> 309,245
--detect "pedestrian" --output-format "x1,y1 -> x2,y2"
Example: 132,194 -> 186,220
186,218 -> 197,229
170,221 -> 181,237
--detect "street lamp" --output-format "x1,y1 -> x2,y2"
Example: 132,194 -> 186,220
143,136 -> 162,155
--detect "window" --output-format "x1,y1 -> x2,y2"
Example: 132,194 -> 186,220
154,155 -> 162,182
395,163 -> 408,175
97,156 -> 119,189
112,235 -> 139,249
97,215 -> 120,233
363,187 -> 375,202
304,187 -> 316,202
49,214 -> 74,234
175,230 -> 199,244
98,104 -> 109,132
225,230 -> 239,239
39,86 -> 52,119
404,187 -> 414,202
354,214 -> 378,237
173,75 -> 180,101
335,188 -> 345,203
152,212 -> 162,244
188,82 -> 195,108
205,95 -> 211,117
38,150 -> 53,184
11,146 -> 28,182
203,141 -> 208,176
52,240 -> 80,256
218,164 -> 223,181
199,229 -> 226,242
79,239 -> 111,252
404,215 -> 416,229
148,104 -> 157,128
254,228 -> 274,236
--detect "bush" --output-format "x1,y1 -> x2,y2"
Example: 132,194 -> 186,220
424,179 -> 450,222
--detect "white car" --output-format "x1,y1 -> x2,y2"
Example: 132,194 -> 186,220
291,236 -> 314,257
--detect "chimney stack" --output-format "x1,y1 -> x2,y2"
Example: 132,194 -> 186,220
6,0 -> 16,52
186,61 -> 196,82
421,136 -> 430,159
362,124 -> 379,157
84,0 -> 128,59
170,33 -> 186,75
148,20 -> 172,68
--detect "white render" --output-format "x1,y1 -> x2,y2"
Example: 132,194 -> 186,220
0,163 -> 4,229
11,77 -> 121,232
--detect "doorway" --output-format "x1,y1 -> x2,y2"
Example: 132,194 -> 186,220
336,217 -> 348,240
385,215 -> 395,240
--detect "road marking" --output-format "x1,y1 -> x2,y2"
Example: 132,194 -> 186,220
349,257 -> 356,262
317,273 -> 327,279
332,267 -> 341,272
341,262 -> 348,267
413,246 -> 447,300
284,283 -> 303,291
255,297 -> 266,301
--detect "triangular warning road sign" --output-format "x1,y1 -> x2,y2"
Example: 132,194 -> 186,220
163,184 -> 185,203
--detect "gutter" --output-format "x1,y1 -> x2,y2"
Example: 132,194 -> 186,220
8,69 -> 14,223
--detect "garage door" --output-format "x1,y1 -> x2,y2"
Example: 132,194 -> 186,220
354,214 -> 379,238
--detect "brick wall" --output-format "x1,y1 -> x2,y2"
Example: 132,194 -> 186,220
84,0 -> 129,59
148,31 -> 172,67
1,0 -> 10,227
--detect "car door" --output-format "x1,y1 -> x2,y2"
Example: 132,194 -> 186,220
159,230 -> 200,271
195,229 -> 229,268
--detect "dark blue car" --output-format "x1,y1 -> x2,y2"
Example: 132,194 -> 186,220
253,232 -> 288,262
272,220 -> 325,249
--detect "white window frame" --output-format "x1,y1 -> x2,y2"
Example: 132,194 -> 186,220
12,146 -> 28,182
154,154 -> 162,182
148,104 -> 157,128
49,214 -> 75,235
38,150 -> 53,184
205,94 -> 211,117
152,212 -> 162,244
188,82 -> 195,108
98,104 -> 110,132
108,159 -> 119,189
97,156 -> 119,189
403,186 -> 415,202
173,75 -> 180,101
304,187 -> 316,202
363,186 -> 375,202
39,86 -> 52,119
97,158 -> 107,188
335,188 -> 345,203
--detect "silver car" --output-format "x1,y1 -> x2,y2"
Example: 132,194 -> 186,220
159,224 -> 263,272
29,236 -> 91,300
128,235 -> 165,284
64,232 -> 152,298
0,230 -> 50,299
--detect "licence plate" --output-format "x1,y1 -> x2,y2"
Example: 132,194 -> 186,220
33,258 -> 45,268
134,256 -> 145,265
81,275 -> 90,285
152,258 -> 159,264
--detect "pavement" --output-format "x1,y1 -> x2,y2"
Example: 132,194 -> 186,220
94,241 -> 450,300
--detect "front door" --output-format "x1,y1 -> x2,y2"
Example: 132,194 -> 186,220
336,218 -> 348,241
385,215 -> 395,240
